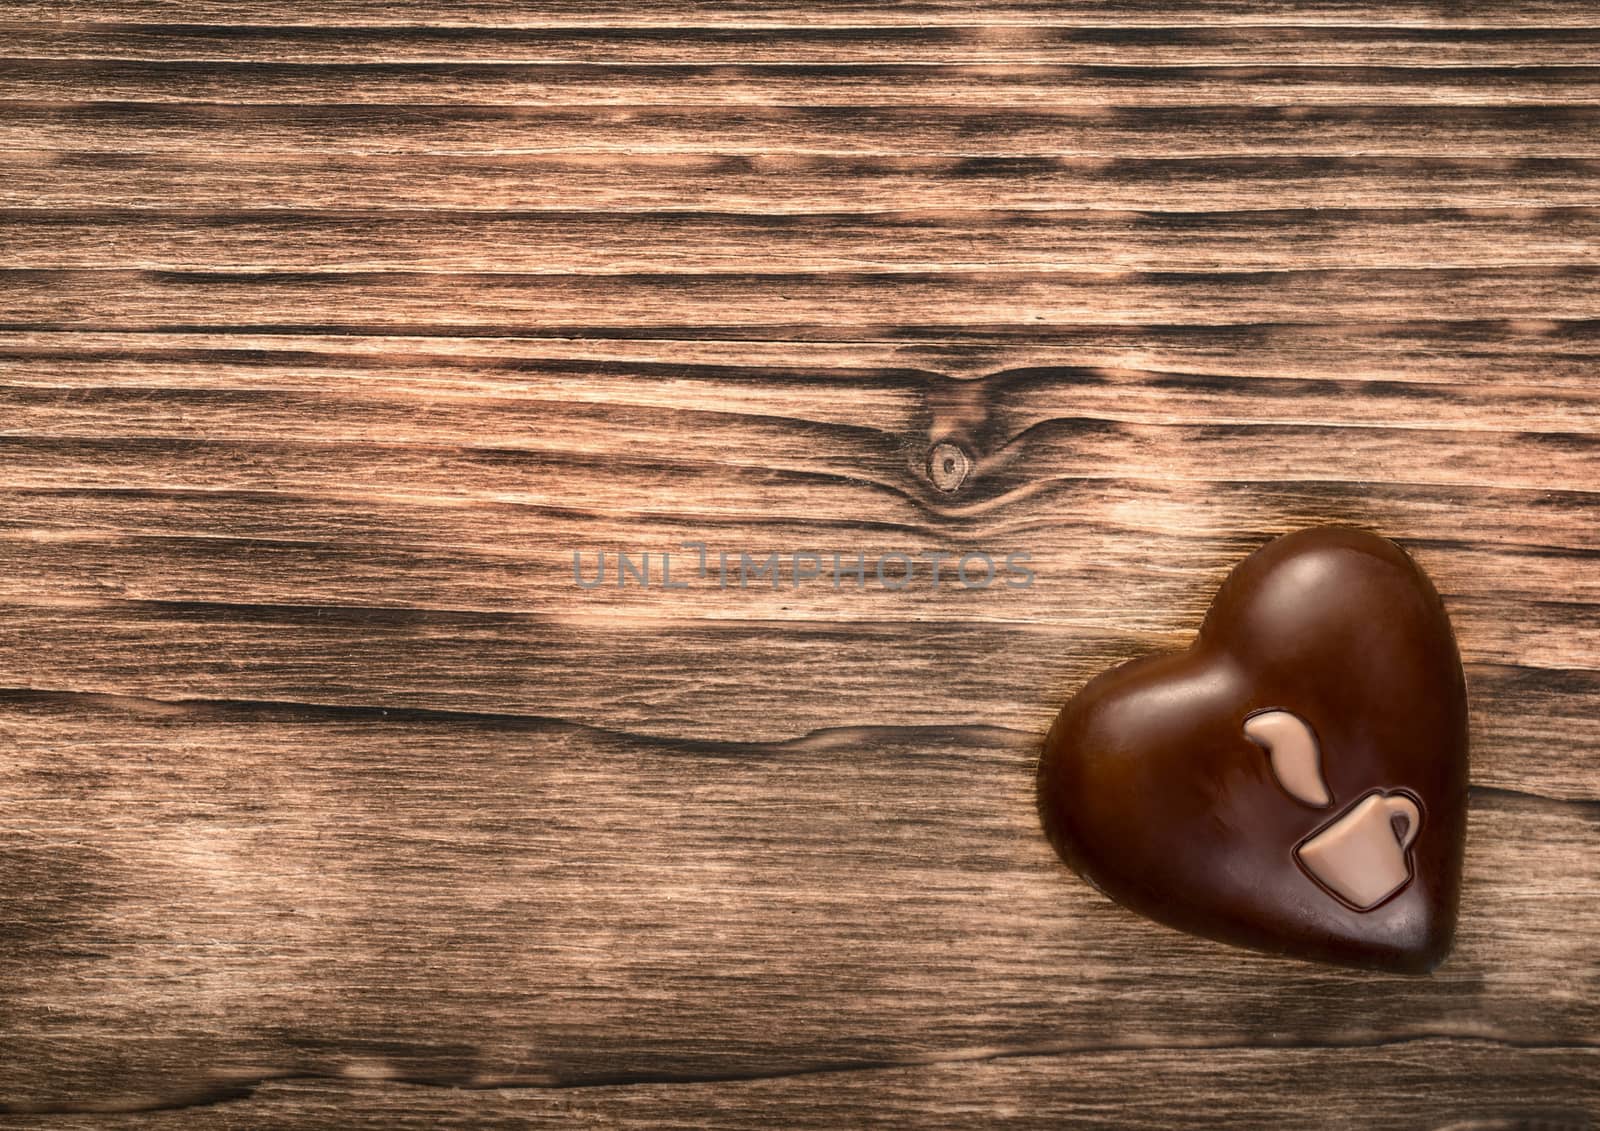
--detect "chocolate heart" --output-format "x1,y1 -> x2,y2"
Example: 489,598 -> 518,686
1037,527 -> 1468,972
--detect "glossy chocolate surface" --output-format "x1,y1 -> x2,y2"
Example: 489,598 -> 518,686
1037,527 -> 1468,973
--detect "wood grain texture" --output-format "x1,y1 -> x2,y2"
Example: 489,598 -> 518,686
6,3 -> 1600,25
0,4 -> 1596,1127
10,1043 -> 1595,1129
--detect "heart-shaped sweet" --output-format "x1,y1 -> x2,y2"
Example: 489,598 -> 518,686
1037,527 -> 1468,972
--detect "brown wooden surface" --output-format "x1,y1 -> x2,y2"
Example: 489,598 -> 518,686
0,4 -> 1597,1127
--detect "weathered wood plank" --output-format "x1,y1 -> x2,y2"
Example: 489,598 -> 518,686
0,696 -> 1594,1113
6,24 -> 1600,67
0,335 -> 1596,395
5,154 -> 1597,213
15,1042 -> 1595,1128
6,2 -> 1600,26
0,358 -> 1594,597
0,604 -> 1596,805
4,209 -> 1598,273
3,504 -> 1592,653
8,61 -> 1600,107
7,104 -> 1600,158
4,267 -> 1598,332
3,352 -> 1596,429
0,423 -> 1593,543
5,327 -> 1594,383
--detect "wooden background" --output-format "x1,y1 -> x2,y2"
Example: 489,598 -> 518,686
1,2 -> 1597,1126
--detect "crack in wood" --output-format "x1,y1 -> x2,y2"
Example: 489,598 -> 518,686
0,685 -> 1594,808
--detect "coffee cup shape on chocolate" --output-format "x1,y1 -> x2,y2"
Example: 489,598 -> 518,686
1297,791 -> 1421,911
1037,527 -> 1468,973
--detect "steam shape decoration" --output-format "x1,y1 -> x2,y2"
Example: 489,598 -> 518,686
1243,710 -> 1330,808
1037,527 -> 1468,973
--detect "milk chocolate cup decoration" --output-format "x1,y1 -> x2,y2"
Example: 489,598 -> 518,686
1037,527 -> 1468,973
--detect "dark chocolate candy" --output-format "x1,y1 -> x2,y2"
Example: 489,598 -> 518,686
1037,527 -> 1468,973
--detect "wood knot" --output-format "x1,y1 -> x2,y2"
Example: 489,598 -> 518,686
927,442 -> 972,493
